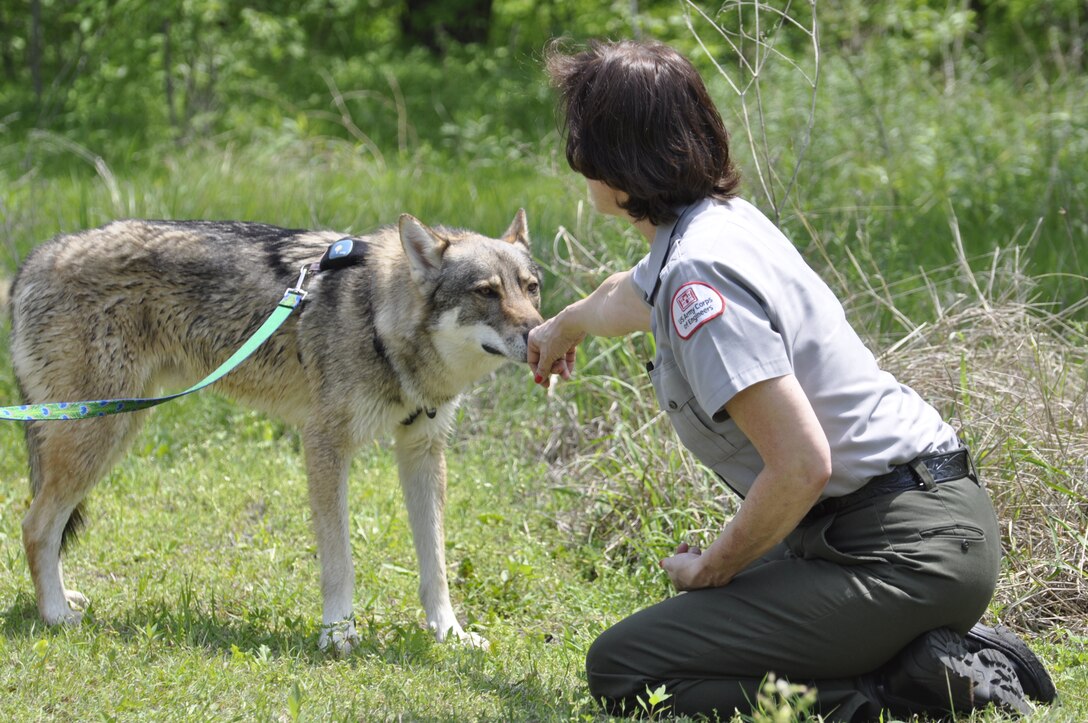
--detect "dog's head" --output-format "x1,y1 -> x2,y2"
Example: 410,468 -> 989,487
399,209 -> 543,374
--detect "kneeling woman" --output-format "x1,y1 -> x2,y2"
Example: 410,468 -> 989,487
528,39 -> 1055,721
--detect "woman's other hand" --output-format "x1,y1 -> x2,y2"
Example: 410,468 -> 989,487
661,542 -> 728,591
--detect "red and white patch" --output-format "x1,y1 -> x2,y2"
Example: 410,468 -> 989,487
671,282 -> 725,339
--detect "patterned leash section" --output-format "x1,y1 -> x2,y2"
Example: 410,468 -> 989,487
1,289 -> 305,422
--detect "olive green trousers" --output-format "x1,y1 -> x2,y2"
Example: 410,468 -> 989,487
585,476 -> 1001,721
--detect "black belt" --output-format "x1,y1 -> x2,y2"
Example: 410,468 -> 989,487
806,448 -> 977,521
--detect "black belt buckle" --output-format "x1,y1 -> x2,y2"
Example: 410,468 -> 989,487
904,447 -> 977,489
909,458 -> 937,490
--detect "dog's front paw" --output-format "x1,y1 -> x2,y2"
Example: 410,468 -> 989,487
40,588 -> 88,626
65,589 -> 89,610
431,621 -> 490,651
42,605 -> 84,627
318,618 -> 359,657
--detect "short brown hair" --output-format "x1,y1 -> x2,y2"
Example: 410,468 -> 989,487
546,39 -> 740,226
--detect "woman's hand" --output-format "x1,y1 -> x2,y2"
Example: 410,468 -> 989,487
527,313 -> 585,387
526,270 -> 651,388
660,542 -> 731,591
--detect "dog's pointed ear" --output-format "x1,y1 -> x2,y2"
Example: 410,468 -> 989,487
399,214 -> 448,284
500,208 -> 530,252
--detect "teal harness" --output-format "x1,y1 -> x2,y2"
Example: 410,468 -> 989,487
1,236 -> 364,423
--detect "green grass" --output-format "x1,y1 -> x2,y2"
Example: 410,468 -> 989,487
0,390 -> 601,720
1,317 -> 1085,721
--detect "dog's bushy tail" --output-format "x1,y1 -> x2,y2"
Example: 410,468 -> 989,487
59,507 -> 86,552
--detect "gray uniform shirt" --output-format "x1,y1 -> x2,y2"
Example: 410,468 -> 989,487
631,197 -> 960,500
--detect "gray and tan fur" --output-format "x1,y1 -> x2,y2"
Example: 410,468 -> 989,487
9,210 -> 542,653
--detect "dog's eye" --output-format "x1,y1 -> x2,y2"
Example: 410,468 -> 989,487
475,286 -> 500,299
526,282 -> 539,294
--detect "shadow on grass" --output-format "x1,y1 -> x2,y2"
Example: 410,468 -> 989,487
3,590 -> 467,667
0,591 -> 590,719
0,592 -> 42,638
0,591 -> 319,659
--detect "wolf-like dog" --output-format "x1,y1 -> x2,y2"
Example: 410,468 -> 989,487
9,210 -> 542,653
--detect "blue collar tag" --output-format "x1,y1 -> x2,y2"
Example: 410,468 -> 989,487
319,237 -> 367,271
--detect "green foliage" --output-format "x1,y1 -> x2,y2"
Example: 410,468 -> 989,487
4,1 -> 1083,163
751,674 -> 819,723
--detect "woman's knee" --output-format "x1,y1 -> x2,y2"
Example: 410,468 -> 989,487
586,624 -> 643,701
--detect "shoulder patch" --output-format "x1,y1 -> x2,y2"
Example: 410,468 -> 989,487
671,282 -> 725,339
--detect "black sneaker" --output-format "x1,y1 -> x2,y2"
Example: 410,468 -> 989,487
880,627 -> 1031,717
966,623 -> 1058,704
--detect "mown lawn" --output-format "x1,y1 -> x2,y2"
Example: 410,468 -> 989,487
0,387 -> 602,720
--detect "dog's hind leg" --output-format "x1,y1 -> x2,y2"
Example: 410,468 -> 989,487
22,413 -> 145,625
302,422 -> 358,655
394,412 -> 488,649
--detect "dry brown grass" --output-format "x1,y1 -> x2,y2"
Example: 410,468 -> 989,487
880,299 -> 1088,633
838,220 -> 1088,634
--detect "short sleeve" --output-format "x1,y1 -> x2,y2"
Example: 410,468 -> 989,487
658,255 -> 793,416
629,251 -> 656,305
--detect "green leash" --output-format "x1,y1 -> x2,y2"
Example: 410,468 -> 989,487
1,277 -> 309,423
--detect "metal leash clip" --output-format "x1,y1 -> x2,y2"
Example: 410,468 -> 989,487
284,264 -> 311,305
